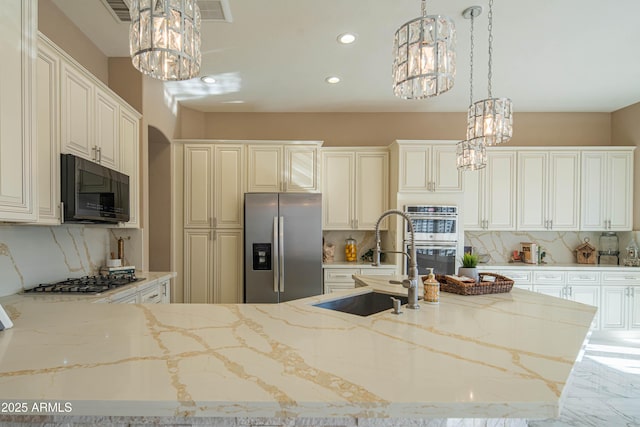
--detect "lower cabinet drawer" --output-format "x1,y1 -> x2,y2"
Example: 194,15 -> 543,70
602,272 -> 640,284
492,269 -> 533,285
360,267 -> 396,276
567,271 -> 600,285
140,285 -> 162,304
323,268 -> 360,283
533,270 -> 566,284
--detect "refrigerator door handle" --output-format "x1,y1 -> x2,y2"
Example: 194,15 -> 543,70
273,216 -> 279,293
279,216 -> 285,292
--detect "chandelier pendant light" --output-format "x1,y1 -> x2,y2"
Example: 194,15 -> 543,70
392,0 -> 456,99
457,5 -> 486,171
466,0 -> 513,146
129,0 -> 202,81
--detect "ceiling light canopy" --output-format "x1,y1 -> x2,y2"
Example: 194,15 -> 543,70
325,76 -> 341,84
392,0 -> 456,99
129,0 -> 202,81
201,75 -> 216,84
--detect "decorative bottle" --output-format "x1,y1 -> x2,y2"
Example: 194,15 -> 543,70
423,268 -> 439,304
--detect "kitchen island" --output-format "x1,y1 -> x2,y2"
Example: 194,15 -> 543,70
0,275 -> 595,426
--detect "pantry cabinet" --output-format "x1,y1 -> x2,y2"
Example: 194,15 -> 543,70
0,0 -> 36,222
246,143 -> 320,193
581,149 -> 634,231
322,148 -> 389,230
463,149 -> 516,231
393,141 -> 462,193
36,35 -> 61,224
517,150 -> 580,231
183,144 -> 244,229
183,229 -> 243,303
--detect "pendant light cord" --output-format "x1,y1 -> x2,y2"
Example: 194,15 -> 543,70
421,0 -> 426,17
487,0 -> 494,98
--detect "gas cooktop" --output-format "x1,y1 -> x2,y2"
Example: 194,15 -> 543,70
25,273 -> 143,295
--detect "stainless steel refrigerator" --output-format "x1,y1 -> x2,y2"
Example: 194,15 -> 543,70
244,192 -> 323,303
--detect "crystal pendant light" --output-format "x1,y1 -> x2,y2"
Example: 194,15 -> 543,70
392,0 -> 456,99
129,0 -> 201,81
457,6 -> 486,171
466,0 -> 512,145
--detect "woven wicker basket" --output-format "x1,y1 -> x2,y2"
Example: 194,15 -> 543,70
433,272 -> 514,296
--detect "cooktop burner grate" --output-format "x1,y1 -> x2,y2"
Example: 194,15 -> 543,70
25,273 -> 142,294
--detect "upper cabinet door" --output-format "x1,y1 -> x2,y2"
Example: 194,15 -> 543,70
36,36 -> 60,224
322,151 -> 355,229
548,151 -> 580,230
485,150 -> 517,230
246,145 -> 282,192
517,151 -> 547,230
61,61 -> 94,161
607,151 -> 633,230
431,145 -> 462,192
0,0 -> 36,222
355,151 -> 389,230
284,145 -> 319,192
184,144 -> 214,228
398,145 -> 430,191
119,108 -> 140,228
94,87 -> 119,170
214,145 -> 244,228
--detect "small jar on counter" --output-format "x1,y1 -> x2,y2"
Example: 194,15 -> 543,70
345,236 -> 357,262
423,268 -> 439,304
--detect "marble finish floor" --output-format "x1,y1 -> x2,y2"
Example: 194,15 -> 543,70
528,335 -> 640,427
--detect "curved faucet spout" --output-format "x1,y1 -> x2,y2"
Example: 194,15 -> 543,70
374,209 -> 419,309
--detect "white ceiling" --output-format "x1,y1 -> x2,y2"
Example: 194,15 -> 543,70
52,0 -> 640,114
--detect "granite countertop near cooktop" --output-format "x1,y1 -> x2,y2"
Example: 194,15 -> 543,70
0,275 -> 595,426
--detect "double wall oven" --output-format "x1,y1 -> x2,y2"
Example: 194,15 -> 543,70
404,205 -> 458,276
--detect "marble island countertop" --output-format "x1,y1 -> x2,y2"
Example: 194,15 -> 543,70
0,275 -> 595,426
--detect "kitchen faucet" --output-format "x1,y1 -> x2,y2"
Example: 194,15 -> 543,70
373,209 -> 419,309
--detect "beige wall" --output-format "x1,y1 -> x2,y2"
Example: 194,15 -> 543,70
38,0 -> 108,84
612,102 -> 640,229
108,58 -> 143,113
197,112 -> 611,147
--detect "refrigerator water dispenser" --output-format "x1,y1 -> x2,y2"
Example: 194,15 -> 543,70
252,243 -> 272,270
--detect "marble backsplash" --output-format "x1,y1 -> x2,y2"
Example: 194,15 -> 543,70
0,225 -> 143,297
465,230 -> 637,264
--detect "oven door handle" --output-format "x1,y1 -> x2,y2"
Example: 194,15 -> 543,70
412,245 -> 458,251
405,215 -> 458,221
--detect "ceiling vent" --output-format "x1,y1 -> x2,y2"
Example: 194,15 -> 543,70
101,0 -> 232,23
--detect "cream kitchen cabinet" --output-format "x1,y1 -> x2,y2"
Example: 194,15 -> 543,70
93,86 -> 120,169
0,0 -> 36,222
183,143 -> 244,229
36,34 -> 61,224
463,149 -> 516,231
393,141 -> 462,193
323,266 -> 396,293
246,143 -> 320,193
600,272 -> 640,331
517,150 -> 580,231
321,148 -> 389,230
184,229 -> 243,303
119,107 -> 141,228
581,149 -> 634,231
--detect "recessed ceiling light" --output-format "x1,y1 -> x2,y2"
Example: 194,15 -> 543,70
201,75 -> 216,84
325,76 -> 341,84
337,33 -> 357,44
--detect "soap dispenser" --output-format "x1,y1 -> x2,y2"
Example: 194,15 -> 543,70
423,268 -> 439,304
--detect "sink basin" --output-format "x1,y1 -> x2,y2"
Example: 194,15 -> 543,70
313,292 -> 408,316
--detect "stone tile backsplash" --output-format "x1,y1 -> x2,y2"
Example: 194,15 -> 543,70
0,225 -> 143,297
465,230 -> 635,264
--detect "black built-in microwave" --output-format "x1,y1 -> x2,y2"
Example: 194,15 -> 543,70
60,153 -> 130,223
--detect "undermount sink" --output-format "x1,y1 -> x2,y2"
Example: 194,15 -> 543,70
313,292 -> 408,317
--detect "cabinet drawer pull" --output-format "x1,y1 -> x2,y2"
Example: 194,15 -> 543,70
625,276 -> 638,280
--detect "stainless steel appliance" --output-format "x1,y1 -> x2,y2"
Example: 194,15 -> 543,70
404,205 -> 458,275
244,193 -> 322,303
25,271 -> 142,295
61,153 -> 130,223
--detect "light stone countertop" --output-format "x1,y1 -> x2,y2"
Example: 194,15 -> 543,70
479,263 -> 640,270
322,262 -> 396,269
0,274 -> 595,426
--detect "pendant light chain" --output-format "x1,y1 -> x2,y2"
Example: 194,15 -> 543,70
421,0 -> 427,17
469,12 -> 475,107
487,0 -> 494,98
